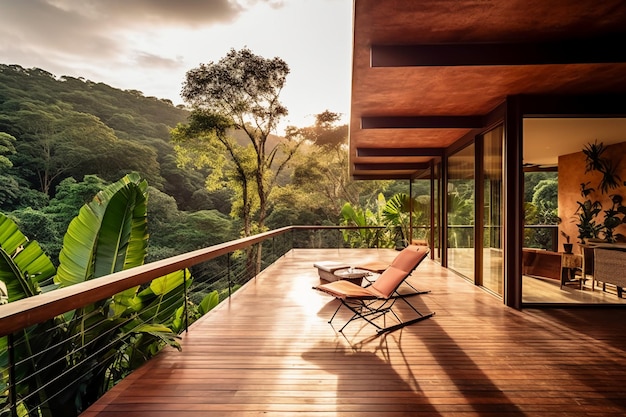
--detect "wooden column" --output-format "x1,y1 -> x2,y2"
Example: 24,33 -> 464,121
503,96 -> 524,309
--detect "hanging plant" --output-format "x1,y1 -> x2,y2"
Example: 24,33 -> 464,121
582,140 -> 606,173
598,159 -> 622,193
582,140 -> 622,193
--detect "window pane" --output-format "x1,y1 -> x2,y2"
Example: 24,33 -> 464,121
447,144 -> 475,279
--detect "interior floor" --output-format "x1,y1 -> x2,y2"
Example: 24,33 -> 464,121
522,274 -> 626,304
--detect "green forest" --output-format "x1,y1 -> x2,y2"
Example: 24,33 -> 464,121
0,57 -> 423,416
0,63 -> 413,266
0,53 -> 558,416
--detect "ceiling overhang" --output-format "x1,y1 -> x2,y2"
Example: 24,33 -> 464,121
370,38 -> 626,67
349,0 -> 626,180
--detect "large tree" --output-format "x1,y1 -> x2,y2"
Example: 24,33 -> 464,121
285,110 -> 348,149
287,111 -> 390,215
176,47 -> 300,236
0,132 -> 20,208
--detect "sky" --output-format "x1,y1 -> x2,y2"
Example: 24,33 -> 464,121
0,0 -> 353,135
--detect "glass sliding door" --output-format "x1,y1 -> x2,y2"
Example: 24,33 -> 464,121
520,117 -> 626,305
433,163 -> 441,262
411,178 -> 431,246
481,126 -> 504,295
447,144 -> 475,280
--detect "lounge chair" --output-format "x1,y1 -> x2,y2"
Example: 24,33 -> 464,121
357,244 -> 425,292
314,247 -> 434,334
356,244 -> 424,274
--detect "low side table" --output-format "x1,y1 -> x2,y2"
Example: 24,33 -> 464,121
314,261 -> 350,282
561,252 -> 583,289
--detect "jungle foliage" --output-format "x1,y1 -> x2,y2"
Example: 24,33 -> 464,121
0,63 -> 409,262
0,64 -> 208,210
0,58 -> 414,416
524,172 -> 559,249
0,174 -> 218,416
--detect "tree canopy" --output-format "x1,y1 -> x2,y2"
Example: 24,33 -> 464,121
0,64 -> 207,210
0,61 -> 412,262
177,47 -> 300,236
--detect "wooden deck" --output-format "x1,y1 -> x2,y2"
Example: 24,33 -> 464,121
83,248 -> 626,416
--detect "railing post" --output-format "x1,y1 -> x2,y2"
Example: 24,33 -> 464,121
227,253 -> 232,297
183,268 -> 189,333
254,242 -> 261,277
8,333 -> 17,417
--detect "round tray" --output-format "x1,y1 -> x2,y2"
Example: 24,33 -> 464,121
333,268 -> 370,279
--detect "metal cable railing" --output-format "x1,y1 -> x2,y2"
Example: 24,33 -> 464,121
0,225 -> 394,416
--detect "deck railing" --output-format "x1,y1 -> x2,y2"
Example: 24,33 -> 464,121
524,224 -> 559,252
0,225 -> 392,416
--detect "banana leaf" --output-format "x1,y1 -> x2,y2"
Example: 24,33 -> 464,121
0,246 -> 38,302
0,174 -> 198,416
56,172 -> 148,287
0,213 -> 56,302
0,212 -> 28,255
0,214 -> 61,416
199,290 -> 220,315
132,269 -> 191,325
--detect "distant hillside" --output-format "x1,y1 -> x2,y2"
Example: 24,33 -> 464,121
0,64 -> 189,137
0,64 -> 293,213
0,64 -> 209,209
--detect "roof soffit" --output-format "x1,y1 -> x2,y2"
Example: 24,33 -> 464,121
349,0 -> 626,179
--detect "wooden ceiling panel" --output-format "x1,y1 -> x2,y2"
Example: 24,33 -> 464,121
349,127 -> 466,149
349,0 -> 626,179
352,65 -> 626,117
354,0 -> 626,45
353,156 -> 435,164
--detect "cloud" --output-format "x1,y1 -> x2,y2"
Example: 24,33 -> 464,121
70,0 -> 244,27
0,0 -> 285,60
0,1 -> 121,60
133,52 -> 185,70
0,0 -> 292,68
0,0 -> 349,133
44,0 -> 287,27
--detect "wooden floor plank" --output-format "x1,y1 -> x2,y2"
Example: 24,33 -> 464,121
83,248 -> 626,416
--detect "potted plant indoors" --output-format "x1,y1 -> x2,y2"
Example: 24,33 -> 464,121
561,230 -> 573,253
575,182 -> 603,244
602,194 -> 626,243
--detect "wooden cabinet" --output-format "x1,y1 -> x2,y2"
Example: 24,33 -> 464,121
522,248 -> 561,280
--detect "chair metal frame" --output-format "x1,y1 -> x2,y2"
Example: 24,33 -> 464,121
327,287 -> 433,334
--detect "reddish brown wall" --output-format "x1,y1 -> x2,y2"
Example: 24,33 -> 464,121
558,141 -> 626,250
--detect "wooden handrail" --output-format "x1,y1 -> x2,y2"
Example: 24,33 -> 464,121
0,227 -> 289,336
0,225 -> 386,336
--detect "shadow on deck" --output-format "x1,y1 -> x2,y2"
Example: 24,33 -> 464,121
83,248 -> 626,416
